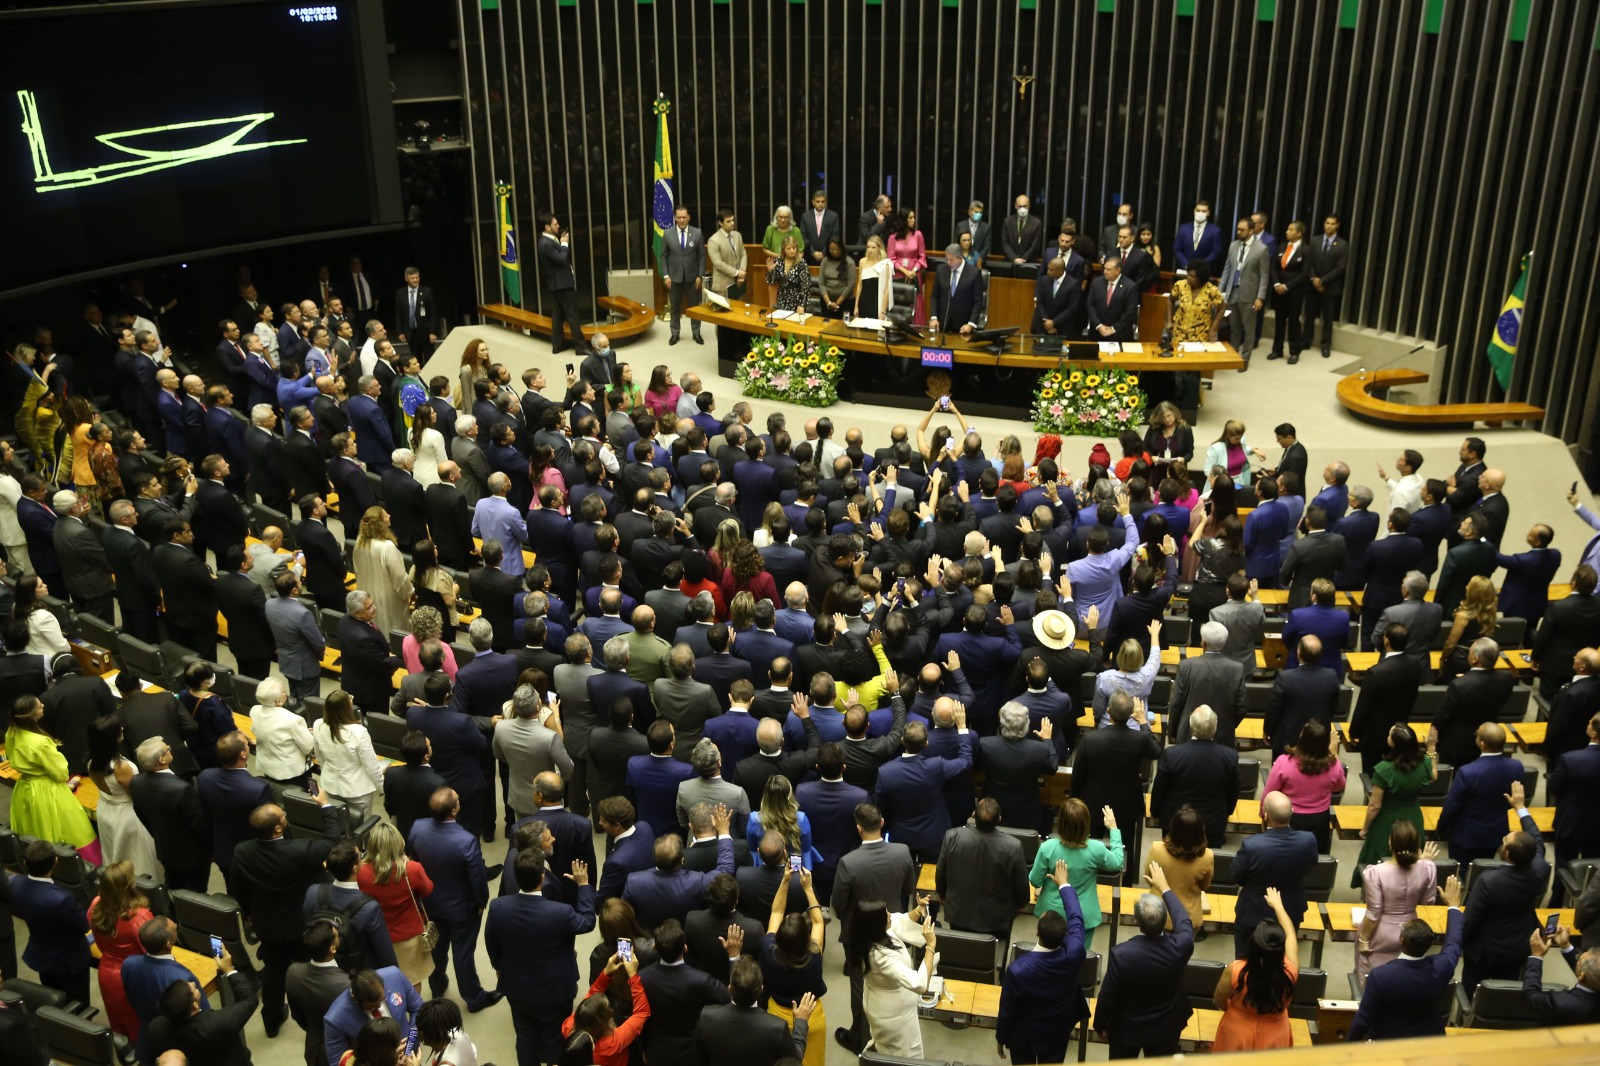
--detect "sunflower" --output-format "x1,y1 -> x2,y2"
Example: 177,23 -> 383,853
1080,389 -> 1093,399
1127,374 -> 1140,386
1115,383 -> 1129,394
782,357 -> 794,366
822,363 -> 836,374
806,355 -> 820,366
826,345 -> 841,356
1086,375 -> 1102,387
745,352 -> 758,362
1069,371 -> 1084,383
1040,389 -> 1056,400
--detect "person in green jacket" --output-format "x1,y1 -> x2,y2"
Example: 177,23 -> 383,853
1029,797 -> 1124,931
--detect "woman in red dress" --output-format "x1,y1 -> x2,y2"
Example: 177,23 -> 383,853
88,859 -> 152,1037
720,541 -> 778,607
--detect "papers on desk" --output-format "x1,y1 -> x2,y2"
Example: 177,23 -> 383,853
848,317 -> 886,330
1180,341 -> 1229,352
1121,342 -> 1145,353
770,309 -> 806,322
704,290 -> 731,309
1098,341 -> 1120,354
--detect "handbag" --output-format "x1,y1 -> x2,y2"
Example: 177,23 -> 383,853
403,866 -> 439,951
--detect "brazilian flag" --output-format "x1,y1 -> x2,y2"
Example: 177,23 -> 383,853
651,96 -> 674,268
497,181 -> 521,307
1485,253 -> 1528,391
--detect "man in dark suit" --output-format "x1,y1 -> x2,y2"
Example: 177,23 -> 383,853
1000,194 -> 1044,264
796,744 -> 869,898
1358,511 -> 1428,647
1264,636 -> 1342,759
694,958 -> 811,1066
1303,214 -> 1349,357
1072,692 -> 1162,885
346,376 -> 395,473
873,715 -> 974,863
683,873 -> 761,980
145,955 -> 259,1066
1549,712 -> 1600,905
1348,624 -> 1427,775
121,918 -> 211,1060
380,454 -> 428,551
284,922 -> 348,1066
322,967 -> 424,1066
469,542 -> 522,653
1437,512 -> 1498,614
326,435 -> 376,520
1093,864 -> 1196,1057
829,801 -> 917,1054
994,861 -> 1088,1064
1279,505 -> 1345,608
1347,875 -> 1465,1040
302,842 -> 397,970
1282,578 -> 1352,680
1150,706 -> 1239,847
486,848 -> 596,1065
1109,225 -> 1157,292
976,704 -> 1057,834
1172,199 -> 1225,273
118,672 -> 201,775
1432,638 -> 1516,767
127,736 -> 212,892
1524,925 -> 1600,1026
858,194 -> 893,245
935,798 -> 1031,940
216,548 -> 274,679
295,495 -> 347,608
1169,623 -> 1249,743
245,409 -> 293,515
622,805 -> 735,927
9,841 -> 93,1004
424,465 -> 476,571
393,267 -> 438,361
409,787 -> 502,1012
594,797 -> 656,901
1331,486 -> 1380,588
16,479 -> 62,591
384,732 -> 448,845
50,491 -> 114,622
640,917 -> 731,1066
1406,479 -> 1454,576
284,406 -> 331,502
800,189 -> 842,264
1495,523 -> 1562,627
954,200 -> 992,260
194,455 -> 251,569
734,832 -> 808,927
406,676 -> 491,838
588,699 -> 650,810
1533,567 -> 1600,699
1437,723 -> 1525,863
1087,257 -> 1140,341
1461,786 -> 1549,994
230,785 -> 343,1036
152,516 -> 219,660
658,206 -> 706,345
1445,437 -> 1487,532
1231,791 -> 1319,957
627,721 -> 697,836
338,591 -> 402,715
1267,220 -> 1312,362
1031,254 -> 1080,335
102,500 -> 161,642
39,657 -> 114,775
928,244 -> 985,335
1544,651 -> 1600,764
196,731 -> 274,889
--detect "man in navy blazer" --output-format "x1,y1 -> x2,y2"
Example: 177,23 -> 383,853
122,917 -> 210,1061
932,604 -> 1022,732
1357,511 -> 1427,647
1495,524 -> 1562,625
10,842 -> 92,1004
1172,201 -> 1225,273
595,797 -> 657,900
1092,864 -> 1196,1058
759,534 -> 809,594
1462,789 -> 1549,994
517,772 -> 597,891
322,966 -> 424,1066
486,848 -> 597,1066
195,730 -> 274,887
1243,482 -> 1291,584
1231,792 -> 1319,957
1406,480 -> 1453,575
1550,714 -> 1600,904
346,382 -> 395,471
302,842 -> 397,970
996,863 -> 1088,1065
628,721 -> 696,836
1331,488 -> 1379,587
703,682 -> 762,769
929,246 -> 985,334
1031,256 -> 1081,336
640,917 -> 732,1066
1348,875 -> 1465,1040
1524,925 -> 1600,1026
1264,636 -> 1342,758
874,713 -> 975,862
406,675 -> 491,839
1436,723 -> 1525,863
1281,580 -> 1351,680
795,744 -> 869,899
623,803 -> 736,927
588,636 -> 655,731
407,787 -> 501,1012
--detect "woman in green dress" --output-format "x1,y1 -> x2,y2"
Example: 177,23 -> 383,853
6,695 -> 97,852
1028,797 -> 1124,933
1352,723 -> 1437,885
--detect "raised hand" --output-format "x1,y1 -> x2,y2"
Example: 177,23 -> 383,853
567,860 -> 590,886
1146,861 -> 1171,895
945,650 -> 962,672
1505,779 -> 1526,809
720,924 -> 745,957
1052,858 -> 1071,888
1086,604 -> 1100,630
1102,805 -> 1118,831
1439,874 -> 1463,909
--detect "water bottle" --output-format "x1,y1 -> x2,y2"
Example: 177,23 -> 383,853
1358,366 -> 1367,381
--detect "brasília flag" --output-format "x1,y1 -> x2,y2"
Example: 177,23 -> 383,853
1485,252 -> 1529,391
651,95 -> 674,266
496,181 -> 521,307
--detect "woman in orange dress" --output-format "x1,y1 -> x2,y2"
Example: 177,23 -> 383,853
88,859 -> 153,1037
1211,886 -> 1298,1051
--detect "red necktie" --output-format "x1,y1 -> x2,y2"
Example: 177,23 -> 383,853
1105,282 -> 1114,306
370,1008 -> 382,1019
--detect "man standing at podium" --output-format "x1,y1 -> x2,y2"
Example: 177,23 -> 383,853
1088,258 -> 1140,343
1032,256 -> 1080,337
928,246 -> 982,337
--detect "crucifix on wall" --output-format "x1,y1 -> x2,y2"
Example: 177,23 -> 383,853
1013,69 -> 1036,100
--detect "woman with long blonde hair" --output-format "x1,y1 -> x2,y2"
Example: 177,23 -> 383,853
1439,574 -> 1499,680
356,821 -> 436,990
352,507 -> 413,635
89,859 -> 154,1036
852,234 -> 895,321
746,775 -> 817,868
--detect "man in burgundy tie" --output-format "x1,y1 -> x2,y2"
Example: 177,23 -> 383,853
1088,258 -> 1137,342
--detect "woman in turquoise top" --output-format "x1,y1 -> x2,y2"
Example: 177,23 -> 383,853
1029,798 -> 1123,930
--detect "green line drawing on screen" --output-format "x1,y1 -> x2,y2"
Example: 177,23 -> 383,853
17,89 -> 307,192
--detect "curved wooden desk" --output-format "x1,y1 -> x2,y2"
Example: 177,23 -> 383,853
479,296 -> 655,342
1337,369 -> 1544,426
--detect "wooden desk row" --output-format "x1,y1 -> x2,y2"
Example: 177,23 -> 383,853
1330,805 -> 1555,840
1334,720 -> 1548,754
1321,902 -> 1578,942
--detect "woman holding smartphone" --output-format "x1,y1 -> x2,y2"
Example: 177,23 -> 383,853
759,867 -> 828,1066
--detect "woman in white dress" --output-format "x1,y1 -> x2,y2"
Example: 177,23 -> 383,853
842,896 -> 939,1057
851,235 -> 895,323
85,716 -> 162,879
250,676 -> 315,787
16,575 -> 70,658
253,303 -> 279,366
410,404 -> 448,488
311,689 -> 384,820
353,506 -> 415,636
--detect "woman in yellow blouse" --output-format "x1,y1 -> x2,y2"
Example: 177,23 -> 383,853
1165,260 -> 1225,344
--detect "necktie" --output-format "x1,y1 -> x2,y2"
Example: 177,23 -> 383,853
950,270 -> 959,295
1195,224 -> 1203,246
321,283 -> 330,303
1053,278 -> 1062,297
370,1008 -> 383,1020
356,274 -> 368,308
1323,237 -> 1332,252
409,288 -> 417,326
1282,245 -> 1292,268
1106,281 -> 1115,306
816,212 -> 823,235
680,229 -> 686,249
728,233 -> 737,252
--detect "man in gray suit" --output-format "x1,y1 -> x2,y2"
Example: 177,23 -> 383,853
1170,621 -> 1249,744
1209,574 -> 1266,670
1219,216 -> 1270,366
659,206 -> 705,345
934,797 -> 1029,941
493,683 -> 574,821
676,738 -> 751,835
553,634 -> 603,816
1373,570 -> 1445,662
831,802 -> 917,1054
263,570 -> 326,704
450,417 -> 491,505
1280,505 -> 1346,609
50,490 -> 115,623
653,645 -> 721,763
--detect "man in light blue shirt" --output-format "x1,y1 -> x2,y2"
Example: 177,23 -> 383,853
472,472 -> 528,577
1064,496 -> 1139,625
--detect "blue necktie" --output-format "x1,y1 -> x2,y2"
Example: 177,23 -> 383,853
950,270 -> 959,296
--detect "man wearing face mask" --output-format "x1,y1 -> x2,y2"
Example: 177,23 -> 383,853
1102,203 -> 1135,259
954,200 -> 991,261
1001,194 -> 1043,267
1173,199 -> 1224,275
580,334 -> 615,393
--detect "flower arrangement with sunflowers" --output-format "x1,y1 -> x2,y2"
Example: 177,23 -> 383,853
736,334 -> 844,407
1029,364 -> 1145,435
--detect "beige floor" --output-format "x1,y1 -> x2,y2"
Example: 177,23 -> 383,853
5,320 -> 1587,1066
